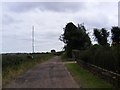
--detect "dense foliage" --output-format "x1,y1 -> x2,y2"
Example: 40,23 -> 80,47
111,27 -> 120,45
78,45 -> 120,74
94,28 -> 109,45
2,53 -> 53,70
60,22 -> 91,57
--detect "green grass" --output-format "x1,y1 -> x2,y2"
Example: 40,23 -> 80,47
61,58 -> 74,62
61,54 -> 74,62
65,63 -> 113,88
2,53 -> 54,87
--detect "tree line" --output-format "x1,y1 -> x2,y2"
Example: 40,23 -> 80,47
60,22 -> 120,57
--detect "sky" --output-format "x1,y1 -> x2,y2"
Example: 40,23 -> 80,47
1,0 -> 119,53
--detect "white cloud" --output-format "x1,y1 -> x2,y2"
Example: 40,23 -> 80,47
2,2 -> 118,53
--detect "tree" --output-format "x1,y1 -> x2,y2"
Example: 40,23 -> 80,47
60,22 -> 91,57
59,22 -> 78,57
93,28 -> 109,45
111,26 -> 120,45
77,24 -> 91,49
51,49 -> 56,53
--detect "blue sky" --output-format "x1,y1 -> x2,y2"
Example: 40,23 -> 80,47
1,0 -> 118,53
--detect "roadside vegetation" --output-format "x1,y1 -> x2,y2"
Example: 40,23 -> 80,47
60,22 -> 120,74
78,45 -> 120,73
60,22 -> 120,88
65,63 -> 113,88
2,53 -> 54,86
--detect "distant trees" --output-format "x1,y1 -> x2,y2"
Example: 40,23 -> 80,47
60,22 -> 91,57
93,26 -> 120,46
51,49 -> 56,53
93,28 -> 109,46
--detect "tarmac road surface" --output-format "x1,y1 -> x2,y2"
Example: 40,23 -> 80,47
4,56 -> 79,88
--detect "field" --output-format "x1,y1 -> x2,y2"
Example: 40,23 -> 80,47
2,53 -> 54,86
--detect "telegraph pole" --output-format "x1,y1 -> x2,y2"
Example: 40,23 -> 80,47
32,26 -> 34,54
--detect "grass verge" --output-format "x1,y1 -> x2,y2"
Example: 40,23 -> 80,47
2,53 -> 54,87
65,63 -> 113,88
61,58 -> 74,62
61,54 -> 74,62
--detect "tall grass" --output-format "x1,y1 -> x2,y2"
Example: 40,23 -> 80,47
2,53 -> 54,86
